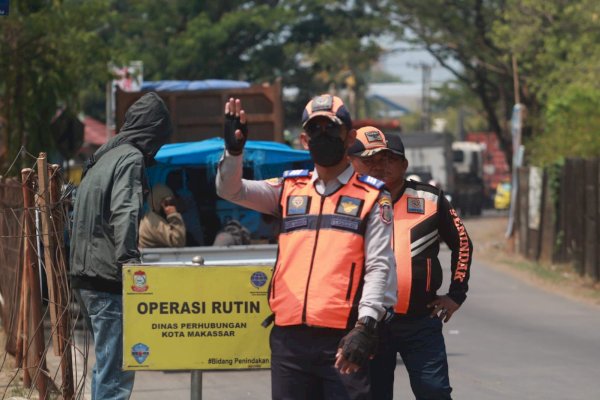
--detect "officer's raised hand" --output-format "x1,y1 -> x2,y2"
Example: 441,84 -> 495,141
224,97 -> 248,155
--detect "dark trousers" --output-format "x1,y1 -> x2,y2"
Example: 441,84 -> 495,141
270,325 -> 371,400
370,315 -> 452,400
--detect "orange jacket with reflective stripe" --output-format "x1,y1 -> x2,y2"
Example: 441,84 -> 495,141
270,170 -> 384,329
392,180 -> 473,315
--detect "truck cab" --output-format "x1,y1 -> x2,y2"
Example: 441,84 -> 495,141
452,141 -> 485,216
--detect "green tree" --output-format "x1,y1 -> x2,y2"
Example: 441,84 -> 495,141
104,0 -> 393,125
0,0 -> 111,172
493,0 -> 600,164
529,85 -> 600,165
388,0 -> 533,165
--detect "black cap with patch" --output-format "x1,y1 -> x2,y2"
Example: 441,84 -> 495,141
385,134 -> 405,157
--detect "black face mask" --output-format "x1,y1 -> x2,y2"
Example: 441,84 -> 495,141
308,135 -> 346,167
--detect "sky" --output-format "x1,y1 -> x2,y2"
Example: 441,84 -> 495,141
380,48 -> 455,84
368,42 -> 459,111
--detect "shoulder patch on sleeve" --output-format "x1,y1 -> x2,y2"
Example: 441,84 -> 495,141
357,174 -> 385,189
265,177 -> 283,186
378,193 -> 393,224
283,169 -> 311,179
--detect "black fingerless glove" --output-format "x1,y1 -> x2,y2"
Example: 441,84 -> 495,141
224,113 -> 248,155
338,323 -> 378,366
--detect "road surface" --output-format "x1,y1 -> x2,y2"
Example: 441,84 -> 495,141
120,247 -> 600,400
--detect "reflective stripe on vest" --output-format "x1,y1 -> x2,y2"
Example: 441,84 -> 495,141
392,187 -> 439,314
271,173 -> 381,329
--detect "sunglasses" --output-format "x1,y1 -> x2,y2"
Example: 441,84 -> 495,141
304,120 -> 342,138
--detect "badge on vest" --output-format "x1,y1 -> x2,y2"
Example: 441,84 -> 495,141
378,194 -> 393,224
407,197 -> 425,214
335,196 -> 363,217
287,195 -> 310,215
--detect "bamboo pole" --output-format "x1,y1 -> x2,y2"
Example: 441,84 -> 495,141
21,168 -> 49,397
19,168 -> 32,387
37,152 -> 60,355
49,163 -> 74,399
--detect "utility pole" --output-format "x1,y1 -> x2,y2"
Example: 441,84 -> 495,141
420,63 -> 432,132
408,62 -> 434,132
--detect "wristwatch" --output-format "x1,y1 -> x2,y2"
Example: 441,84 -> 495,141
356,316 -> 378,330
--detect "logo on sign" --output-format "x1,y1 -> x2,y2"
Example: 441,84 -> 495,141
250,271 -> 268,289
131,343 -> 150,364
131,270 -> 149,292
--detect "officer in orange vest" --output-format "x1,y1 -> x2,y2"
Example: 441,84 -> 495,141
348,127 -> 473,400
217,97 -> 397,400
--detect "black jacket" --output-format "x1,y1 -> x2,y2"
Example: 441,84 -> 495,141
70,92 -> 172,293
392,180 -> 473,316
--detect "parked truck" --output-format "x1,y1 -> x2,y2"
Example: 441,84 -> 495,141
112,79 -> 296,247
451,141 -> 485,216
464,131 -> 511,205
115,79 -> 285,143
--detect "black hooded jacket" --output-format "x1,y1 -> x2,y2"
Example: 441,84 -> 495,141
70,92 -> 172,293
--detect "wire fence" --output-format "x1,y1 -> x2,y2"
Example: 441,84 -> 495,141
1,150 -> 90,400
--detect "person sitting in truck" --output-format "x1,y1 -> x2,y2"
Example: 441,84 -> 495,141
212,219 -> 251,246
166,169 -> 205,246
139,184 -> 186,248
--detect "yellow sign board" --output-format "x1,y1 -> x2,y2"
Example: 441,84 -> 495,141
123,265 -> 273,370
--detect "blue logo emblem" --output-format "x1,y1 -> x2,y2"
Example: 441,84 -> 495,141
251,271 -> 268,289
131,343 -> 150,364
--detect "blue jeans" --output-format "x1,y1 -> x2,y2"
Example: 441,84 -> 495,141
370,315 -> 452,400
76,289 -> 135,400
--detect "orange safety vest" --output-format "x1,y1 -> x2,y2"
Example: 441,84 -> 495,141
392,183 -> 441,314
270,169 -> 384,329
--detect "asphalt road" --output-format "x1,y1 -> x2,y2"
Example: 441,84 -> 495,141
121,248 -> 600,400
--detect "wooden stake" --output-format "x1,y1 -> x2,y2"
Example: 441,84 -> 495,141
49,163 -> 74,399
37,153 -> 60,355
19,168 -> 32,387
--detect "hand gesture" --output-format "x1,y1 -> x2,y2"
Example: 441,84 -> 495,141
335,324 -> 378,374
223,97 -> 248,155
160,197 -> 177,216
428,295 -> 460,323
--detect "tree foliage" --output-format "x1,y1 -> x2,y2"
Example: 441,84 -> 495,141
1,0 -> 395,170
104,0 -> 393,124
390,0 -> 600,166
0,0 -> 111,172
388,0 -> 524,164
493,0 -> 600,165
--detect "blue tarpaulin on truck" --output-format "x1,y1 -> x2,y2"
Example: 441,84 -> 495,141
141,80 -> 251,92
155,137 -> 312,179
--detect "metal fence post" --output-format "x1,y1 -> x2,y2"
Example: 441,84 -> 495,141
191,370 -> 203,400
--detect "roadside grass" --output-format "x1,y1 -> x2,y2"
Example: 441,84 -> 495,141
488,249 -> 600,306
464,213 -> 600,307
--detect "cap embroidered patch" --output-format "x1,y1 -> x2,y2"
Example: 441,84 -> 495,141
407,197 -> 425,214
311,95 -> 334,111
335,196 -> 363,217
365,130 -> 384,143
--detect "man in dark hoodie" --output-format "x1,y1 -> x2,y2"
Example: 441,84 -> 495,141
70,92 -> 172,400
